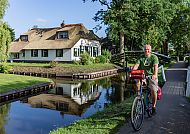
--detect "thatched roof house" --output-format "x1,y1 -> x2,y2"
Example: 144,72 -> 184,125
9,23 -> 101,62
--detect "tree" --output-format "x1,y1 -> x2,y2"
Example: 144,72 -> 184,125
83,0 -> 175,49
0,0 -> 14,62
84,0 -> 190,58
0,22 -> 12,62
167,1 -> 190,56
0,0 -> 9,19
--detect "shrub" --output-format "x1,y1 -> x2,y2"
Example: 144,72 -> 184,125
49,61 -> 58,68
80,52 -> 94,65
95,55 -> 107,63
0,63 -> 12,73
102,50 -> 112,63
73,60 -> 80,65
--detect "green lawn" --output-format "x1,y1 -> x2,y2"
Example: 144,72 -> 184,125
0,73 -> 51,94
5,62 -> 118,68
4,62 -> 120,73
49,96 -> 134,134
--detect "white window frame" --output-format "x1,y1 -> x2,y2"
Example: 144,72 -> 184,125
58,31 -> 68,39
31,49 -> 38,57
41,49 -> 48,57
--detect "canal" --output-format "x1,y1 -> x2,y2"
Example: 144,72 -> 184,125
0,74 -> 133,134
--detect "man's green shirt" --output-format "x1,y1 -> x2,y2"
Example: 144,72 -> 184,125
136,53 -> 159,76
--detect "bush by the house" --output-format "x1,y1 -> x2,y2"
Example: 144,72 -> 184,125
95,50 -> 112,64
49,61 -> 58,68
102,50 -> 112,63
95,55 -> 107,63
79,52 -> 94,65
73,60 -> 80,65
0,63 -> 12,73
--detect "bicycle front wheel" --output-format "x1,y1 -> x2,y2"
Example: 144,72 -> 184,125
131,96 -> 144,131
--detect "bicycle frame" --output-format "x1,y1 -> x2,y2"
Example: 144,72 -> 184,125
130,75 -> 153,131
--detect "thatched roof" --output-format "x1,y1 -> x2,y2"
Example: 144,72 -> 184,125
9,42 -> 28,53
10,23 -> 100,52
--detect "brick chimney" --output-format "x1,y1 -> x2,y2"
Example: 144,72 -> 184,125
60,20 -> 65,27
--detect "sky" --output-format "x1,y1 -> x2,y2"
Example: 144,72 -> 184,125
3,0 -> 107,38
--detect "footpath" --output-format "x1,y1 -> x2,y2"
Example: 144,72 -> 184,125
117,62 -> 190,134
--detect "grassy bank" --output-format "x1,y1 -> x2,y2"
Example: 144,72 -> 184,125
0,73 -> 51,94
50,96 -> 134,134
6,62 -> 121,74
7,62 -> 119,69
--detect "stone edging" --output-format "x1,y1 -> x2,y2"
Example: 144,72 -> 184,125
0,82 -> 55,103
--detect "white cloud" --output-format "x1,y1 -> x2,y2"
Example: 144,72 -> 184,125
36,18 -> 48,23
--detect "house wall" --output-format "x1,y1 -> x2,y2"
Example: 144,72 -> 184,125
9,39 -> 101,62
71,38 -> 101,61
10,49 -> 72,62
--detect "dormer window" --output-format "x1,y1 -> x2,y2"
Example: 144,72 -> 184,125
57,31 -> 68,39
20,35 -> 28,42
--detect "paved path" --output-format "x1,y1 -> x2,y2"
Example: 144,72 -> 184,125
117,62 -> 190,134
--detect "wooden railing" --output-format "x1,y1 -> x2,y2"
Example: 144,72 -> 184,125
111,51 -> 171,68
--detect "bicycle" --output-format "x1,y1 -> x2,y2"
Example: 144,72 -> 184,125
129,70 -> 153,131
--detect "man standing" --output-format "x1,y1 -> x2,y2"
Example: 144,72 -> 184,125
132,44 -> 159,114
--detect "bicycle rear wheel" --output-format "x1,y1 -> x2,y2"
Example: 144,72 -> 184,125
131,96 -> 144,131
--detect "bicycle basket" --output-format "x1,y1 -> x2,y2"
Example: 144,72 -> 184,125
130,70 -> 145,79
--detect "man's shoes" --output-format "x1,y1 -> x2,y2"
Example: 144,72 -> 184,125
152,107 -> 156,115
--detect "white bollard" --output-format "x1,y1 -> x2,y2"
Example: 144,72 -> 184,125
159,65 -> 166,82
186,66 -> 190,97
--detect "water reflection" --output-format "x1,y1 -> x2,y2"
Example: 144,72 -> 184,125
0,74 -> 134,134
0,104 -> 10,134
26,80 -> 100,116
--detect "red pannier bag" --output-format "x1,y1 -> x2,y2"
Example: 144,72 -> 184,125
157,86 -> 162,100
130,70 -> 145,79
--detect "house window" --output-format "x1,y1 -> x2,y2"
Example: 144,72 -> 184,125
20,35 -> 28,42
41,49 -> 48,57
78,48 -> 80,56
56,87 -> 63,95
22,51 -> 25,57
56,49 -> 63,57
31,49 -> 38,57
93,47 -> 98,57
57,31 -> 69,39
85,46 -> 88,52
90,46 -> 93,57
13,53 -> 19,59
80,45 -> 84,54
56,102 -> 69,112
73,88 -> 78,96
74,48 -> 78,57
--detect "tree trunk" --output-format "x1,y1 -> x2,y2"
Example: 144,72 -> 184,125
163,41 -> 168,56
119,32 -> 125,64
